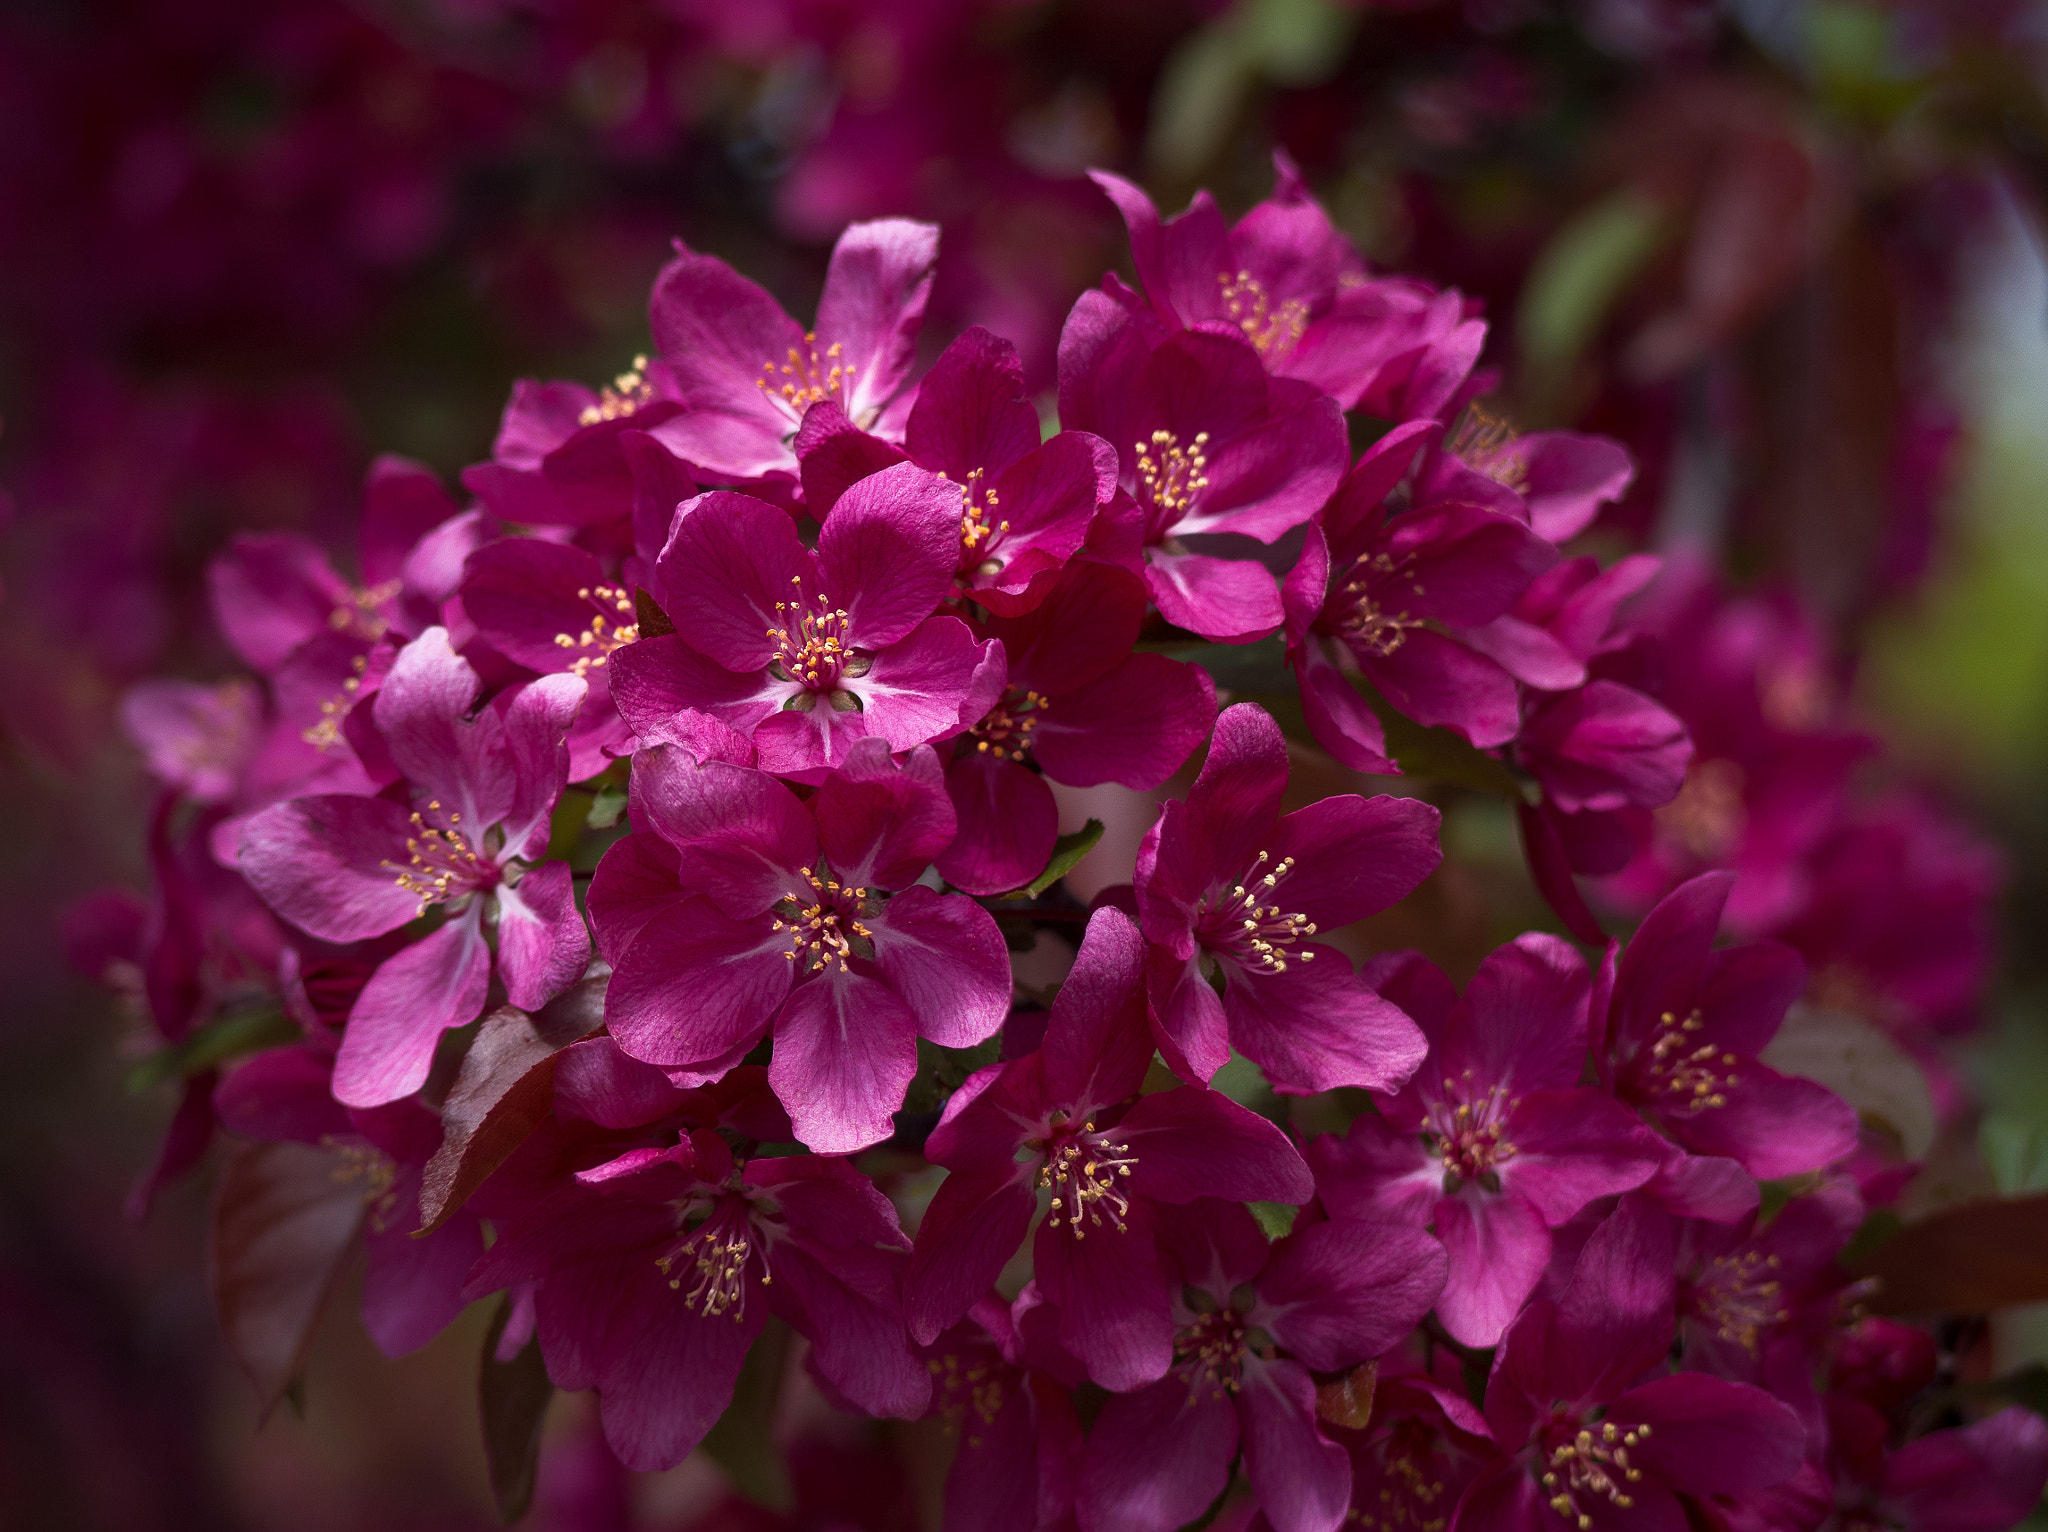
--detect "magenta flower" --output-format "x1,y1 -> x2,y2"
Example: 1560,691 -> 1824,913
1075,1197 -> 1445,1532
919,1295 -> 1085,1532
1814,1398 -> 2048,1532
462,1129 -> 930,1471
208,455 -> 469,674
121,676 -> 263,805
1669,1174 -> 1862,1409
1603,872 -> 1860,1179
1057,292 -> 1349,642
1462,1198 -> 1807,1529
459,536 -> 648,781
940,562 -> 1216,895
1306,935 -> 1666,1347
906,907 -> 1312,1386
461,358 -> 697,528
1323,1363 -> 1495,1532
647,218 -> 938,485
588,735 -> 1010,1152
1413,409 -> 1637,544
1282,422 -> 1559,769
1090,157 -> 1482,420
1135,703 -> 1439,1092
214,1043 -> 484,1359
239,628 -> 589,1107
607,465 -> 997,781
796,323 -> 1118,614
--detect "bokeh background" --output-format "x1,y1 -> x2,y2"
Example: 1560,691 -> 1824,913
10,0 -> 2048,1526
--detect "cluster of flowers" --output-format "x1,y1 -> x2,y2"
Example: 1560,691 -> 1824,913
82,161 -> 2048,1532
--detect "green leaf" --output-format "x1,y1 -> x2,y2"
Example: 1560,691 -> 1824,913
1376,704 -> 1525,800
903,1035 -> 1004,1116
1517,193 -> 1669,383
1248,1201 -> 1299,1240
1146,0 -> 1353,180
1018,819 -> 1105,899
126,1005 -> 301,1093
1984,1114 -> 2048,1197
585,781 -> 628,830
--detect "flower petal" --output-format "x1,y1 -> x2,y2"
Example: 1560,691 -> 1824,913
769,968 -> 921,1152
333,903 -> 492,1107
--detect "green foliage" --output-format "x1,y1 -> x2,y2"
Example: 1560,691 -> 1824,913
126,1005 -> 301,1093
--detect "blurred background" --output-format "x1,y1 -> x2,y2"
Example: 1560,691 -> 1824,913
8,0 -> 2048,1526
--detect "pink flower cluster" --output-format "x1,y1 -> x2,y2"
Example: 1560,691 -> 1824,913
87,161 -> 2046,1532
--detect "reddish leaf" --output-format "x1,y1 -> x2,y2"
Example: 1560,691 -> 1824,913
481,1295 -> 554,1522
1316,1360 -> 1378,1430
417,975 -> 606,1233
1851,1194 -> 2048,1315
210,1139 -> 366,1414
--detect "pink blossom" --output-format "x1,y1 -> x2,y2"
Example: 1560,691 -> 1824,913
588,733 -> 1009,1152
1307,935 -> 1666,1347
238,628 -> 589,1106
608,466 -> 998,781
906,908 -> 1312,1386
1136,703 -> 1438,1092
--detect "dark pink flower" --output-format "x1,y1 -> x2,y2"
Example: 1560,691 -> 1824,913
1307,936 -> 1666,1347
1321,1362 -> 1495,1532
1809,1397 -> 2048,1532
1057,293 -> 1349,642
121,676 -> 263,805
1075,1198 -> 1445,1532
608,466 -> 998,781
1135,703 -> 1439,1093
648,218 -> 939,485
1463,1198 -> 1807,1529
1413,408 -> 1637,544
462,1129 -> 929,1471
1282,422 -> 1559,769
796,323 -> 1119,615
208,455 -> 467,675
919,1295 -> 1085,1532
588,734 -> 1010,1152
459,537 -> 646,781
214,1043 -> 484,1359
939,562 -> 1216,896
461,363 -> 697,529
1603,872 -> 1859,1180
906,908 -> 1312,1386
1091,157 -> 1481,421
238,628 -> 589,1107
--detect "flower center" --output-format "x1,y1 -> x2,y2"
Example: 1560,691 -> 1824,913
945,467 -> 1011,573
771,866 -> 874,975
1373,1436 -> 1456,1532
1449,405 -> 1529,494
383,803 -> 492,915
1036,1117 -> 1137,1239
325,1138 -> 400,1230
1636,1009 -> 1738,1112
1335,552 -> 1427,659
1196,851 -> 1317,975
765,578 -> 869,708
1218,270 -> 1309,360
579,354 -> 654,426
929,1351 -> 1008,1448
971,688 -> 1050,763
1540,1419 -> 1650,1531
1135,429 -> 1210,534
1657,758 -> 1747,861
1425,1083 -> 1517,1190
655,1199 -> 766,1322
757,332 -> 856,425
1686,1250 -> 1786,1353
1179,1309 -> 1249,1398
328,580 -> 403,641
302,655 -> 369,752
552,582 -> 640,677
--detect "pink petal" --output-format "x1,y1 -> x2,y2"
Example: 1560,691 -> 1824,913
818,461 -> 963,649
239,794 -> 420,942
1433,1189 -> 1553,1348
604,900 -> 792,1071
653,491 -> 814,672
936,751 -> 1060,896
816,217 -> 939,428
816,738 -> 956,891
1078,1373 -> 1237,1532
1223,952 -> 1429,1095
1034,652 -> 1217,791
867,885 -> 1013,1049
333,903 -> 492,1107
769,968 -> 920,1152
495,861 -> 589,1012
1238,1358 -> 1352,1532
